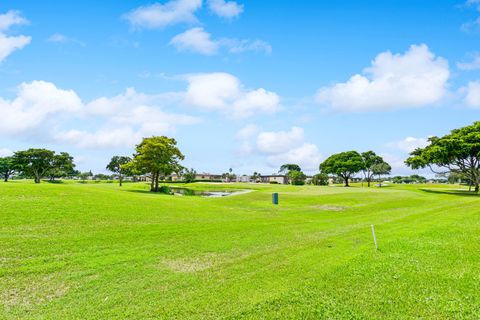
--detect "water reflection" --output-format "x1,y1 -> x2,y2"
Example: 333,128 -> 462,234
170,187 -> 241,197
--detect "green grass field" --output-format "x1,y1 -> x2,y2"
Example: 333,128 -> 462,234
1,181 -> 479,319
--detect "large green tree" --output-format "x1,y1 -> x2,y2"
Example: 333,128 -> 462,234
311,172 -> 329,186
222,168 -> 236,182
12,149 -> 75,183
106,156 -> 132,186
252,171 -> 261,182
127,136 -> 184,192
181,168 -> 197,183
12,149 -> 56,183
405,121 -> 480,192
279,164 -> 301,174
320,151 -> 365,187
0,157 -> 15,182
361,151 -> 385,187
48,152 -> 76,181
371,161 -> 391,187
288,170 -> 306,185
78,171 -> 93,181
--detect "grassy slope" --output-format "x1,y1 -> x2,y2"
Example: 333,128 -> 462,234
0,181 -> 479,319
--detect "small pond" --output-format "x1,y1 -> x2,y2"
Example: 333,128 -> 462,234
170,187 -> 246,197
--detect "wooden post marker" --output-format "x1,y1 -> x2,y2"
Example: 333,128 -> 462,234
371,225 -> 378,251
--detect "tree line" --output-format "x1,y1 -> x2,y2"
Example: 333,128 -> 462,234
276,150 -> 391,187
1,121 -> 478,192
0,149 -> 76,183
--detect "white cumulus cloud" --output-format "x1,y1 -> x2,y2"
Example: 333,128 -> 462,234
0,81 -> 82,135
256,127 -> 304,155
57,88 -> 200,149
184,72 -> 280,118
462,81 -> 480,108
457,53 -> 480,70
55,128 -> 142,149
387,136 -> 430,153
0,81 -> 200,149
207,0 -> 243,18
221,38 -> 271,54
170,27 -> 271,55
170,27 -> 219,55
462,1 -> 480,32
47,33 -> 86,46
266,143 -> 322,172
316,44 -> 450,112
0,72 -> 277,149
254,127 -> 321,171
0,10 -> 31,63
123,0 -> 202,29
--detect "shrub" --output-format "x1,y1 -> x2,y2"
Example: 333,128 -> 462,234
288,170 -> 306,185
312,173 -> 329,186
158,186 -> 171,194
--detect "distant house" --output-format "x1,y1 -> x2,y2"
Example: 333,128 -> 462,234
259,175 -> 287,184
137,175 -> 151,182
195,173 -> 223,181
236,175 -> 252,183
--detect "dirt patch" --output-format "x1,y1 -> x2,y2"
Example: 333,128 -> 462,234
1,274 -> 70,310
159,251 -> 253,273
311,205 -> 347,212
160,253 -> 220,273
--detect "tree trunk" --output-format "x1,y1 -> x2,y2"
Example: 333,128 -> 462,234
475,183 -> 479,193
35,176 -> 40,183
119,175 -> 123,187
344,177 -> 349,187
155,172 -> 159,192
4,173 -> 8,182
150,173 -> 155,192
367,179 -> 371,187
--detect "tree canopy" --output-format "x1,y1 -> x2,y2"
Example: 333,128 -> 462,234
126,136 -> 185,192
288,170 -> 306,185
181,168 -> 197,183
106,156 -> 132,186
371,161 -> 391,187
48,152 -> 76,181
311,172 -> 329,186
0,157 -> 15,182
405,121 -> 480,192
391,175 -> 426,184
320,151 -> 364,187
279,164 -> 301,173
361,151 -> 385,187
11,149 -> 75,183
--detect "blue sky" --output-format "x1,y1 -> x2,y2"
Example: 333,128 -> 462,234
0,0 -> 478,176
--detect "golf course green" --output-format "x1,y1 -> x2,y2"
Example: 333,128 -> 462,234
1,181 -> 479,319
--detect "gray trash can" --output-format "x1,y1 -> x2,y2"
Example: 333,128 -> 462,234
272,193 -> 279,205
